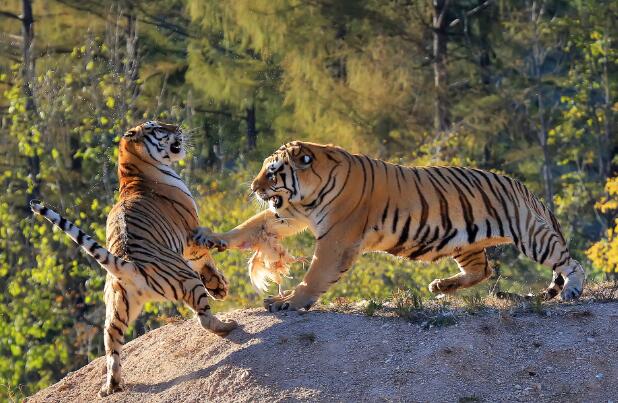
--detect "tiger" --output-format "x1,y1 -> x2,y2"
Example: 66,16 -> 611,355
194,141 -> 586,312
30,121 -> 237,397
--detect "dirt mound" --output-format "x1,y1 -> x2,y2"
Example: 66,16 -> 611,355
28,301 -> 618,402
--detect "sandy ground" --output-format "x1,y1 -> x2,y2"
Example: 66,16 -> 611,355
27,300 -> 618,403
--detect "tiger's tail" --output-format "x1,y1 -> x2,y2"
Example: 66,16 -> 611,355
29,200 -> 134,278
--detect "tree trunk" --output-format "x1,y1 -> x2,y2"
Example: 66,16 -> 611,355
600,30 -> 613,178
246,104 -> 257,150
538,93 -> 555,211
530,0 -> 554,211
432,0 -> 450,132
22,0 -> 40,200
478,10 -> 492,169
124,11 -> 139,117
204,119 -> 219,169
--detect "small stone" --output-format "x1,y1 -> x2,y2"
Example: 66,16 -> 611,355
596,373 -> 604,380
587,337 -> 595,342
533,383 -> 542,392
514,384 -> 522,389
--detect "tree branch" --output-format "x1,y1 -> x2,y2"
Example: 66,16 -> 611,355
36,46 -> 73,58
449,0 -> 495,27
0,10 -> 22,21
194,107 -> 245,120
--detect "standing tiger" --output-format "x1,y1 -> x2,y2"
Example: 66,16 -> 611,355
30,121 -> 236,397
195,141 -> 585,312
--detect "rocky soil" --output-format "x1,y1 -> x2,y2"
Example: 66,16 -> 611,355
28,297 -> 618,402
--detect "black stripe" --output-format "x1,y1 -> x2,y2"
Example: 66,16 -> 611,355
364,155 -> 375,194
126,213 -> 176,249
303,165 -> 338,210
316,155 -> 365,240
448,168 -> 476,197
396,216 -> 411,247
476,170 -> 515,243
470,169 -> 505,237
315,155 -> 352,219
392,208 -> 399,233
77,230 -> 85,245
537,233 -> 553,264
381,200 -> 390,225
424,170 -> 451,232
395,165 -> 404,193
409,245 -> 433,260
412,176 -> 429,238
88,242 -> 100,253
426,167 -> 448,193
436,229 -> 458,251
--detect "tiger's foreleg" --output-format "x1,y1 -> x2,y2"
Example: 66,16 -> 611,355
428,248 -> 492,294
542,257 -> 585,301
193,210 -> 307,251
184,245 -> 228,300
100,280 -> 143,397
264,233 -> 360,312
512,220 -> 585,301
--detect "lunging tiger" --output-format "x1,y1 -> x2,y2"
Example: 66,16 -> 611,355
30,121 -> 237,397
195,141 -> 585,312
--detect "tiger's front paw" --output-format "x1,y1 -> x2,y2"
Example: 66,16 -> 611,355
263,289 -> 315,312
192,227 -> 228,252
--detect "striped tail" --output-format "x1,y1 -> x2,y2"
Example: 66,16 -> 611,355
29,200 -> 134,278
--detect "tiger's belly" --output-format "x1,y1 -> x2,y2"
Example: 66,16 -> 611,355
362,221 -> 511,261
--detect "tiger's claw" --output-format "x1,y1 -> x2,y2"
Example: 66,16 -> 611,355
192,227 -> 228,251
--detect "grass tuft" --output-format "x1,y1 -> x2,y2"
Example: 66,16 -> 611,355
364,299 -> 383,316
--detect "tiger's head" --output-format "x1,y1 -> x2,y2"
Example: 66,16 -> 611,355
251,141 -> 343,212
121,121 -> 185,165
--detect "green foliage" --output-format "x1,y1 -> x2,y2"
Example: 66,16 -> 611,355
587,177 -> 618,276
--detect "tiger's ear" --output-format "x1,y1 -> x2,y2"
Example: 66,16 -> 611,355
123,126 -> 143,139
158,122 -> 180,133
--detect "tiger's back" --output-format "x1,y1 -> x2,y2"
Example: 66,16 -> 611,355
362,164 -> 564,265
106,192 -> 197,259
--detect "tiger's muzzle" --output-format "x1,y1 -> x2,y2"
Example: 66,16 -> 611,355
251,180 -> 284,210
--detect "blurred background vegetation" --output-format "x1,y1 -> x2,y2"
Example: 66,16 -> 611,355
0,0 -> 616,398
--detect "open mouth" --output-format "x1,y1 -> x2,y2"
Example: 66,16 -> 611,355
170,141 -> 182,154
269,195 -> 283,209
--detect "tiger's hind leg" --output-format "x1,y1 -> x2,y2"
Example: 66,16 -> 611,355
428,248 -> 492,294
100,280 -> 143,397
181,276 -> 237,336
184,245 -> 228,300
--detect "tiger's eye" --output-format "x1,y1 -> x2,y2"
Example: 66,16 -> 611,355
301,155 -> 312,164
